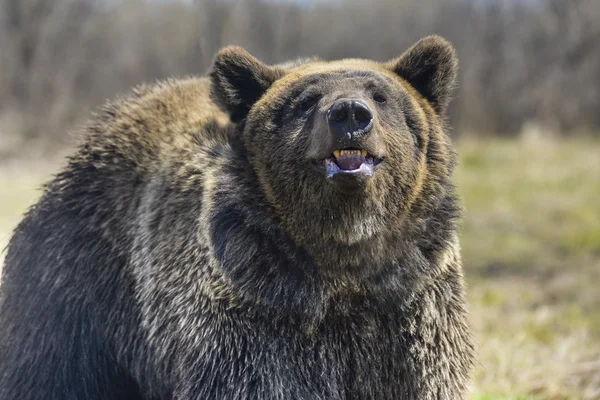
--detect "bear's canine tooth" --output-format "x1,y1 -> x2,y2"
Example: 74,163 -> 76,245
333,150 -> 341,159
360,150 -> 367,157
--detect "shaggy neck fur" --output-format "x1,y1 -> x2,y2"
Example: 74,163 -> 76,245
205,133 -> 460,317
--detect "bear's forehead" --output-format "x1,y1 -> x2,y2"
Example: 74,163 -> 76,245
284,59 -> 397,81
276,59 -> 402,90
290,59 -> 384,73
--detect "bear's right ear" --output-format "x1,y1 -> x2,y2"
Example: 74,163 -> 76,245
386,36 -> 458,115
210,47 -> 285,123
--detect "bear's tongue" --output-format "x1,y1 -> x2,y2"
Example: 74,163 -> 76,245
333,149 -> 366,171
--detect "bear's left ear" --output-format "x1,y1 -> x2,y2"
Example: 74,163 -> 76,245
386,35 -> 458,115
210,46 -> 285,123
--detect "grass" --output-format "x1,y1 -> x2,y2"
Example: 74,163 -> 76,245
0,137 -> 599,399
458,137 -> 600,399
0,172 -> 48,260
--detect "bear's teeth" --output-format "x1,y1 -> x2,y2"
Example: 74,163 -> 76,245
334,149 -> 364,159
331,149 -> 370,161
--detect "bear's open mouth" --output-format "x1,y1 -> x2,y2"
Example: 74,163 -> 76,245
315,148 -> 384,178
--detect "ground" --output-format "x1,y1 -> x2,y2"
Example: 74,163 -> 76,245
1,138 -> 599,399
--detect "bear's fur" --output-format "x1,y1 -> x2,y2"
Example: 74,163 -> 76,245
0,36 -> 473,399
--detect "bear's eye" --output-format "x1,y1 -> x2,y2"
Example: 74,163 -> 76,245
373,93 -> 387,104
298,94 -> 321,113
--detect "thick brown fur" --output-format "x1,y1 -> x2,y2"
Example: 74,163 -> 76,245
0,36 -> 473,399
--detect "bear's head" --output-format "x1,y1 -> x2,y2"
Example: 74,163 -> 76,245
210,36 -> 458,256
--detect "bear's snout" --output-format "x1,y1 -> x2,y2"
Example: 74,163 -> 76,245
327,98 -> 374,147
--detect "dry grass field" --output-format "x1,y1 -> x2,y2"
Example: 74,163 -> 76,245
1,138 -> 599,399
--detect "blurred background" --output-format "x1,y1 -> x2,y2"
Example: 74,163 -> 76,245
0,0 -> 599,398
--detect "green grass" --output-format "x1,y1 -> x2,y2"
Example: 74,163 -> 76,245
1,138 -> 599,399
458,138 -> 600,399
0,174 -> 46,255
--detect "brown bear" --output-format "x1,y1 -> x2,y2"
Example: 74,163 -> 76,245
0,35 -> 473,399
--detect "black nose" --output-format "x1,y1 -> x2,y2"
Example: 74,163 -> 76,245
327,99 -> 374,146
